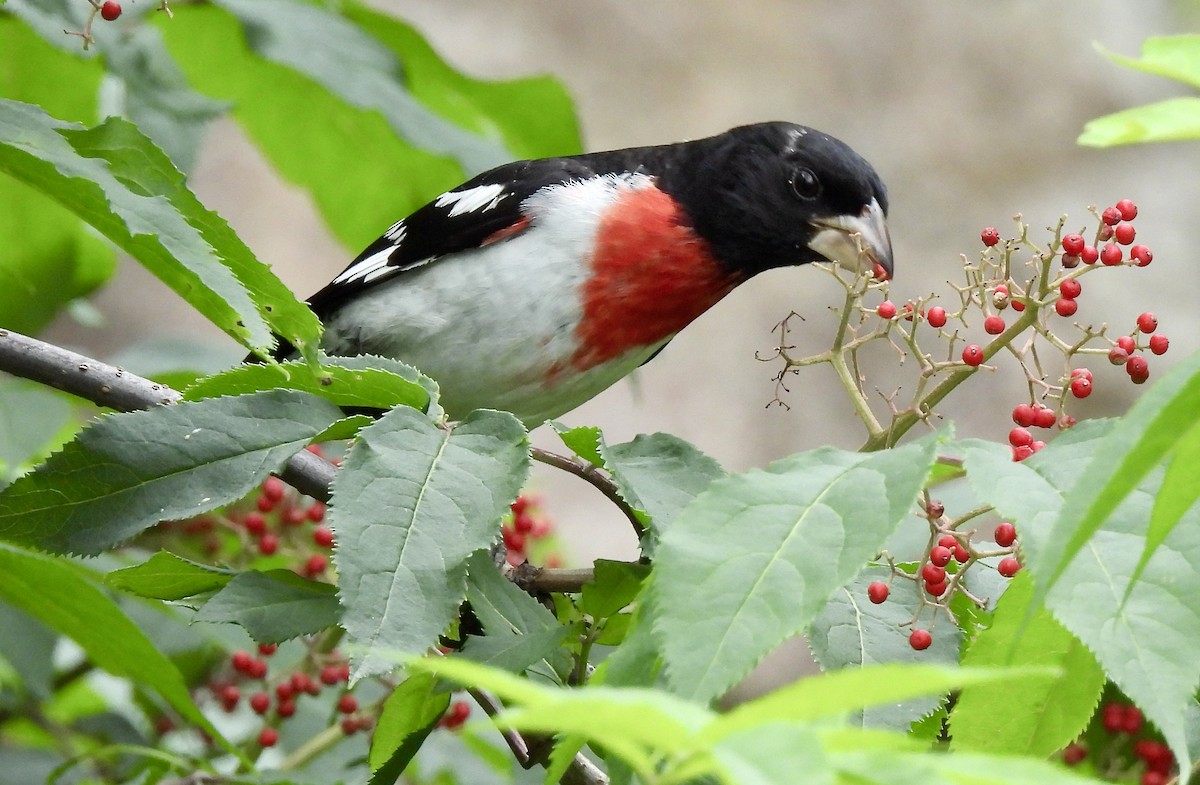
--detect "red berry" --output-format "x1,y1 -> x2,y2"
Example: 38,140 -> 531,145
258,727 -> 279,748
1071,367 -> 1093,383
983,315 -> 1005,334
1149,334 -> 1169,355
1061,233 -> 1085,256
981,227 -> 1000,246
1031,440 -> 1046,453
244,512 -> 267,536
276,698 -> 296,718
1033,405 -> 1057,429
921,563 -> 946,584
337,694 -> 358,714
502,526 -> 526,552
275,682 -> 295,700
257,643 -> 277,656
262,476 -> 286,502
938,534 -> 959,550
1108,346 -> 1130,365
1100,243 -> 1123,265
877,301 -> 897,319
231,650 -> 253,673
512,511 -> 536,534
1131,244 -> 1153,266
341,717 -> 361,735
1134,739 -> 1170,765
962,344 -> 984,366
319,665 -> 344,685
249,692 -> 271,715
1061,253 -> 1080,269
1012,445 -> 1034,462
1070,377 -> 1092,399
304,554 -> 328,577
926,306 -> 947,328
510,496 -> 530,515
1081,245 -> 1099,264
1122,705 -> 1144,734
1142,772 -> 1168,785
866,581 -> 889,604
1114,222 -> 1136,245
1117,335 -> 1136,354
306,502 -> 326,523
258,533 -> 279,555
100,1 -> 122,21
954,544 -> 970,563
1008,427 -> 1033,448
219,684 -> 240,705
1055,298 -> 1078,317
1102,206 -> 1122,225
246,658 -> 268,679
1099,224 -> 1114,241
929,545 -> 953,567
997,556 -> 1021,577
1102,702 -> 1125,733
1116,199 -> 1138,221
290,672 -> 313,692
1058,279 -> 1082,299
1011,297 -> 1026,312
1062,743 -> 1087,766
256,494 -> 277,513
909,629 -> 933,650
313,526 -> 335,548
925,580 -> 948,597
994,522 -> 1017,547
282,506 -> 306,527
1012,403 -> 1036,427
1137,312 -> 1158,333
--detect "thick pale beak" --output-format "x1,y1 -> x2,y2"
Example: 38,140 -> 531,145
807,197 -> 894,281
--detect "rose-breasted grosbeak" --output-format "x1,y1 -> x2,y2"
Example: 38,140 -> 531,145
277,121 -> 892,426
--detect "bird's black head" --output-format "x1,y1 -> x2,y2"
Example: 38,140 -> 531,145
661,122 -> 893,280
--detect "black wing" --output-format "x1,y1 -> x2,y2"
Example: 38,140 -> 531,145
304,156 -> 605,321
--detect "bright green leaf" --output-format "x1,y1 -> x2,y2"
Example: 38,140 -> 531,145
581,560 -> 650,620
950,572 -> 1103,756
1099,35 -> 1200,90
708,724 -> 831,785
333,407 -> 529,679
0,543 -> 233,756
368,671 -> 449,782
0,390 -> 341,555
650,436 -> 938,701
1079,97 -> 1200,147
194,569 -> 341,642
551,422 -> 605,467
106,551 -> 234,600
0,381 -> 71,476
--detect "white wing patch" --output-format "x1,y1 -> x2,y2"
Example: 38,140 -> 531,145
331,246 -> 395,285
434,183 -> 510,217
384,220 -> 406,243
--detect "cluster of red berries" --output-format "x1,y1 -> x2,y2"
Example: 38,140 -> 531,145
502,494 -> 557,566
198,644 -> 371,750
1064,702 -> 1175,785
869,503 -> 1022,650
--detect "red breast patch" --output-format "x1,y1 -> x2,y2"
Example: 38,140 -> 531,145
571,184 -> 736,370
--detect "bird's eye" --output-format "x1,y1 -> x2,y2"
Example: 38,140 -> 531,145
790,168 -> 821,200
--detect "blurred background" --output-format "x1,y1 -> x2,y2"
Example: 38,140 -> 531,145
41,1 -> 1200,598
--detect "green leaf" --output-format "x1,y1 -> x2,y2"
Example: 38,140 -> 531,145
552,422 -> 605,467
1078,96 -> 1200,147
0,600 -> 57,699
1099,35 -> 1200,90
194,569 -> 341,642
100,25 -> 227,171
949,572 -> 1103,756
0,381 -> 71,475
709,724 -> 831,785
1023,352 -> 1200,605
0,15 -> 115,335
333,407 -> 529,679
460,627 -> 572,674
649,436 -> 938,701
601,432 -> 726,541
0,390 -> 341,555
0,97 -> 321,357
808,567 -> 963,731
965,426 -> 1200,775
368,671 -> 449,783
0,542 -> 233,756
581,560 -> 650,620
341,2 -> 582,161
183,355 -> 437,416
106,551 -> 234,600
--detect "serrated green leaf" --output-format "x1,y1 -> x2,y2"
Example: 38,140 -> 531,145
950,572 -> 1103,756
105,551 -> 234,600
0,15 -> 115,335
333,407 -> 529,679
601,432 -> 725,541
100,25 -> 227,171
965,425 -> 1200,776
460,627 -> 572,673
0,97 -> 321,357
183,355 -> 436,416
0,542 -> 234,756
194,569 -> 340,642
1099,35 -> 1200,90
551,422 -> 605,467
808,567 -> 962,731
1078,97 -> 1200,146
368,671 -> 449,782
0,390 -> 341,555
581,560 -> 650,620
650,436 -> 938,701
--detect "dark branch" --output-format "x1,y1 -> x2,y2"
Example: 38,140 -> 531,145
531,447 -> 644,537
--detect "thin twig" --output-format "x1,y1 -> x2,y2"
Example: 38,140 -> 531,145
531,447 -> 644,537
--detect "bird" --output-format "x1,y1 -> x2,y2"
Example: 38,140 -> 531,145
276,121 -> 892,427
